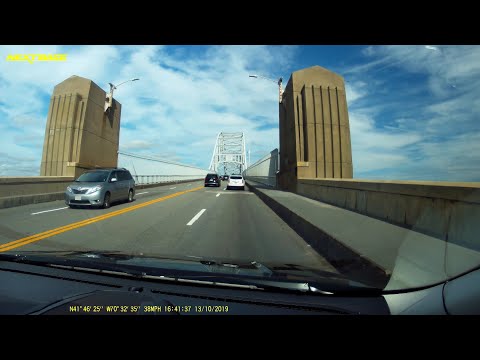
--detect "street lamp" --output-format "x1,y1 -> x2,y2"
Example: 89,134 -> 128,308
249,74 -> 284,104
105,78 -> 140,113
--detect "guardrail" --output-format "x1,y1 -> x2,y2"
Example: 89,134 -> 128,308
132,175 -> 203,185
0,174 -> 204,209
243,149 -> 279,188
0,152 -> 209,209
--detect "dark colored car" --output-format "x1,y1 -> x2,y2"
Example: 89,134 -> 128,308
204,173 -> 220,187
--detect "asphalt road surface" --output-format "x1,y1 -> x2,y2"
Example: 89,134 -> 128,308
0,181 -> 336,272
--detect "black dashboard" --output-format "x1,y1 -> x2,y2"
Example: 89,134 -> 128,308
3,258 -> 479,315
0,260 -> 391,315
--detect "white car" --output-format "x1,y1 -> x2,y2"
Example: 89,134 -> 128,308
227,175 -> 245,190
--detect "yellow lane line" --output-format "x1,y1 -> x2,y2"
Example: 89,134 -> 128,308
0,186 -> 204,253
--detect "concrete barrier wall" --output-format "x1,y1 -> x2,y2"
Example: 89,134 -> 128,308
0,177 -> 75,198
243,149 -> 279,188
132,175 -> 203,185
0,176 -> 74,209
0,176 -> 203,209
296,178 -> 480,251
118,151 -> 209,179
135,178 -> 203,190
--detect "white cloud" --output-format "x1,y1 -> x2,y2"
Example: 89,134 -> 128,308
357,45 -> 480,94
1,45 -> 479,182
346,81 -> 368,103
122,140 -> 153,151
0,45 -> 120,90
362,46 -> 376,57
0,45 -> 296,175
349,111 -> 421,174
346,45 -> 480,181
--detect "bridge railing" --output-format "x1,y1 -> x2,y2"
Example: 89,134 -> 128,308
132,174 -> 203,185
243,148 -> 279,187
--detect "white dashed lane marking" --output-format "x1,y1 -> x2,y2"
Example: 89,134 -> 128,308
187,209 -> 206,226
31,207 -> 68,215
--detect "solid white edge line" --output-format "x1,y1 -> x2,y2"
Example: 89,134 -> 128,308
186,209 -> 206,226
216,193 -> 220,197
31,207 -> 69,215
169,187 -> 176,189
136,192 -> 149,195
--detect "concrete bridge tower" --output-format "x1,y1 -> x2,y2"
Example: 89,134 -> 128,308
40,75 -> 121,178
278,65 -> 353,191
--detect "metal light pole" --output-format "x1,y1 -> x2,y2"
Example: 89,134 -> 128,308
249,74 -> 284,103
248,73 -> 285,177
105,78 -> 140,113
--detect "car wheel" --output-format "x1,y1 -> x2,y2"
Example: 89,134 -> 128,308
68,204 -> 76,209
128,189 -> 134,202
226,186 -> 229,190
103,192 -> 111,209
242,186 -> 245,191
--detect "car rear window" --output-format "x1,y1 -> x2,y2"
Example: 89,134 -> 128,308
206,174 -> 217,179
117,171 -> 126,181
118,171 -> 133,181
230,176 -> 242,179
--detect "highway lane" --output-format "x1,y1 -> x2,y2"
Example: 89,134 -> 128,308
0,181 -> 199,244
0,180 -> 337,273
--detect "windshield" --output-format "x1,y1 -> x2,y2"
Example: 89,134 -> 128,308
1,45 -> 479,300
75,171 -> 109,182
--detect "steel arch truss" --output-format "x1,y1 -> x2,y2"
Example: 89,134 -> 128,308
209,132 -> 247,175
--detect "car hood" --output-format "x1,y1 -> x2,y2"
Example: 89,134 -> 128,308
68,181 -> 105,188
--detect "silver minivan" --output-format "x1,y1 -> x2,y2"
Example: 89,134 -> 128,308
65,168 -> 136,209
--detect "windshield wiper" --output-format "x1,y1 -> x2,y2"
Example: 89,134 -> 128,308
0,253 -> 382,296
47,262 -> 332,294
0,253 -> 27,262
48,262 -> 373,296
0,254 -> 363,315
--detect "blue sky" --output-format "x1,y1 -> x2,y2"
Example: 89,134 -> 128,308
1,45 -> 479,181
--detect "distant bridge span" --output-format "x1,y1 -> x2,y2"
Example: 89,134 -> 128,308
209,132 -> 247,175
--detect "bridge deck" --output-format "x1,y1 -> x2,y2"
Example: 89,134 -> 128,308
247,180 -> 480,290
